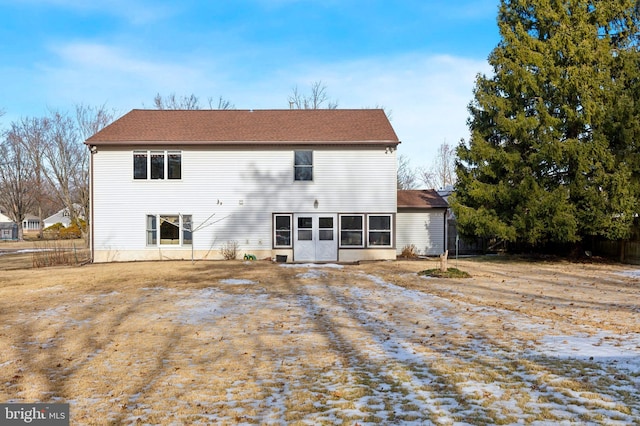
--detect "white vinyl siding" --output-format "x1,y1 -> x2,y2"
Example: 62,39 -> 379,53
92,146 -> 397,258
396,210 -> 447,256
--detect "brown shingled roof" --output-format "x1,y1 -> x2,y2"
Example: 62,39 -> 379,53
85,109 -> 400,146
397,190 -> 449,209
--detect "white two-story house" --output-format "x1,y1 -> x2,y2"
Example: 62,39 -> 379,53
86,109 -> 401,263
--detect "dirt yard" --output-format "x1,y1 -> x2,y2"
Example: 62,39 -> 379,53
0,253 -> 639,424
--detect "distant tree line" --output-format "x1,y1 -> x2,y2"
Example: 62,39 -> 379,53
0,105 -> 117,241
397,142 -> 457,191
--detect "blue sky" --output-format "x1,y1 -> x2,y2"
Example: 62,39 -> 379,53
0,0 -> 499,172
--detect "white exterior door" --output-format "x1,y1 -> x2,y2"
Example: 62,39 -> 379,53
293,214 -> 337,262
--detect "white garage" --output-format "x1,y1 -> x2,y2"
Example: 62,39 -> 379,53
396,190 -> 448,256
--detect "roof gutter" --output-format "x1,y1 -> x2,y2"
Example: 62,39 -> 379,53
84,139 -> 401,147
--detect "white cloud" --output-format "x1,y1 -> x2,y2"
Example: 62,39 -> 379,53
6,0 -> 176,25
40,42 -> 228,110
244,54 -> 492,170
36,40 -> 491,175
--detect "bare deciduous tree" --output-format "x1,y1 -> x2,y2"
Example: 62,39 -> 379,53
151,93 -> 235,110
1,105 -> 115,243
288,81 -> 338,109
0,126 -> 35,240
208,96 -> 235,110
153,93 -> 200,110
420,140 -> 457,190
14,116 -> 52,238
397,154 -> 418,190
362,104 -> 393,121
75,104 -> 118,233
41,111 -> 83,236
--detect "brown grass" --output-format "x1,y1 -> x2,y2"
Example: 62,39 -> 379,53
0,255 -> 639,424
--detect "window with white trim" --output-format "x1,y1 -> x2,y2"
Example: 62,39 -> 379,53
134,151 -> 147,179
339,215 -> 364,247
294,150 -> 313,181
134,150 -> 181,180
146,214 -> 192,246
368,215 -> 392,247
273,214 -> 292,248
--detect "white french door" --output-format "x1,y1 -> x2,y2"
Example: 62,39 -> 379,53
293,214 -> 337,262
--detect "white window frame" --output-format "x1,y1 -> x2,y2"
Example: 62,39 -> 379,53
146,214 -> 192,247
134,150 -> 182,180
367,214 -> 393,248
294,150 -> 313,182
273,214 -> 293,248
339,214 -> 365,248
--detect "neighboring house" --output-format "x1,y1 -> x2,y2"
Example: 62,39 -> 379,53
85,109 -> 401,263
396,190 -> 448,256
0,211 -> 18,240
22,214 -> 41,234
44,206 -> 81,229
0,222 -> 18,240
0,211 -> 11,223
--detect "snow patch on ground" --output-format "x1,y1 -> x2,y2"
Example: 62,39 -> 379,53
0,248 -> 52,256
219,278 -> 257,285
616,269 -> 640,279
13,266 -> 639,424
279,263 -> 344,269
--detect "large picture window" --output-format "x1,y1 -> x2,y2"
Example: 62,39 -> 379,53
273,214 -> 292,248
134,151 -> 181,180
368,215 -> 392,247
340,215 -> 364,247
294,150 -> 313,181
146,214 -> 192,246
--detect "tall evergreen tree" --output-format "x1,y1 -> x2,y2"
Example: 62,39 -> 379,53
452,0 -> 640,247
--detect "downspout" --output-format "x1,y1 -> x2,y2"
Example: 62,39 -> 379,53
89,145 -> 96,262
444,208 -> 448,253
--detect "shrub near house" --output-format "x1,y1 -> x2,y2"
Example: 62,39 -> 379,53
43,220 -> 85,239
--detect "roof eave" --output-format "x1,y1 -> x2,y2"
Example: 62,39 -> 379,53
85,139 -> 401,146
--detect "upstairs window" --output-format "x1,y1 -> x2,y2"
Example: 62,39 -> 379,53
151,151 -> 165,179
168,152 -> 182,179
134,151 -> 181,180
134,151 -> 147,179
294,150 -> 313,181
